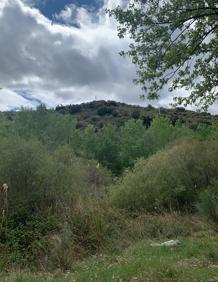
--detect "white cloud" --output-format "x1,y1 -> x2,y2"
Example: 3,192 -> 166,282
54,4 -> 80,25
0,89 -> 35,111
0,0 -> 217,113
0,0 -> 144,110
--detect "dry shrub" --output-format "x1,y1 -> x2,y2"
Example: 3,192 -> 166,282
124,213 -> 213,242
39,198 -> 126,271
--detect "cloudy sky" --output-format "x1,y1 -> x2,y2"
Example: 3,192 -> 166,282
0,0 -> 217,112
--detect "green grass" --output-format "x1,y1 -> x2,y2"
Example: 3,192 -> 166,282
2,236 -> 218,282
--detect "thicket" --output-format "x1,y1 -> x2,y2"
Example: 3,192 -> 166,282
0,105 -> 217,271
0,137 -> 111,269
111,139 -> 218,212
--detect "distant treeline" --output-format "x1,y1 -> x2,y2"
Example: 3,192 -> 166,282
55,100 -> 218,129
2,104 -> 218,175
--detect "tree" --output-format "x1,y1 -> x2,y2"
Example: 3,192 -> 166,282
120,119 -> 148,167
109,0 -> 218,110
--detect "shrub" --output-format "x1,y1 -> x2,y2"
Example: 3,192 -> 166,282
0,138 -> 112,268
131,110 -> 140,119
124,213 -> 211,241
97,107 -> 113,116
111,140 -> 218,212
38,199 -> 126,270
196,181 -> 218,224
4,214 -> 59,267
69,105 -> 81,114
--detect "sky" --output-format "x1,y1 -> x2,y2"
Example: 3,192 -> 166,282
0,0 -> 217,112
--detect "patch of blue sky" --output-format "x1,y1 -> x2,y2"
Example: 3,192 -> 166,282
28,0 -> 103,20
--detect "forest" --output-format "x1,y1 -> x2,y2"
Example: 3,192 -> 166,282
0,103 -> 218,281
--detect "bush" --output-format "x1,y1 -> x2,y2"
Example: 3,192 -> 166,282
0,138 -> 111,212
3,214 -> 59,267
196,181 -> 218,224
69,105 -> 81,114
125,213 -> 211,241
111,140 -> 218,212
131,110 -> 140,119
97,107 -> 113,116
0,137 -> 112,269
35,199 -> 126,270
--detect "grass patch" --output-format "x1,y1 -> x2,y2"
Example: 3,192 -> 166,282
70,236 -> 218,282
2,236 -> 218,282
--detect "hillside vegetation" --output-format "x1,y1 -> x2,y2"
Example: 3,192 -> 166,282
55,100 -> 218,129
0,102 -> 218,281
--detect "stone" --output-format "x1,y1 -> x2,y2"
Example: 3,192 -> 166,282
150,240 -> 180,248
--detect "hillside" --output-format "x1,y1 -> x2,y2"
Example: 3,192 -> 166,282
55,100 -> 218,129
0,104 -> 218,281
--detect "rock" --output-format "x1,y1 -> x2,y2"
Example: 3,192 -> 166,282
150,240 -> 180,248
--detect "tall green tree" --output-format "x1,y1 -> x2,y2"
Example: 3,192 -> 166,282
120,120 -> 148,167
109,0 -> 218,110
13,105 -> 78,147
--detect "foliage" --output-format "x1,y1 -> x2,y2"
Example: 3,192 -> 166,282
197,181 -> 218,224
97,106 -> 114,116
0,138 -> 108,212
125,213 -> 212,241
77,117 -> 196,174
79,124 -> 122,174
0,136 -> 111,268
55,100 -> 218,128
11,105 -> 78,148
120,119 -> 148,167
0,210 -> 215,278
2,106 -> 218,175
111,139 -> 218,212
109,1 -> 218,110
0,104 -> 217,274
